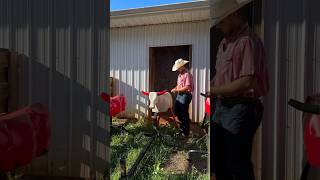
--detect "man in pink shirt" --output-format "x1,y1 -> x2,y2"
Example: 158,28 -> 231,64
210,0 -> 269,179
171,58 -> 193,136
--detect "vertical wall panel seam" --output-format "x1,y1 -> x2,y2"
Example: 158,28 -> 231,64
27,0 -> 32,105
299,0 -> 308,176
48,0 -> 55,174
68,0 -> 76,176
28,0 -> 34,171
9,0 -> 13,50
90,0 -> 98,177
314,27 -> 318,91
273,0 -> 281,178
106,0 -> 111,165
293,17 -> 298,180
312,25 -> 317,92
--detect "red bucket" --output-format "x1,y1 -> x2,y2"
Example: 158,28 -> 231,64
205,97 -> 211,115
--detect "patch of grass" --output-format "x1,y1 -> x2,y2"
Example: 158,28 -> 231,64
111,132 -> 150,178
152,166 -> 209,180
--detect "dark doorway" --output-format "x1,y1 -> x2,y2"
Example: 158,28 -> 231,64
149,45 -> 192,92
149,45 -> 192,123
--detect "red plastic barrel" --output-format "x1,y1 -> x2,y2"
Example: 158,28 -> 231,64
304,113 -> 320,167
100,93 -> 126,117
0,103 -> 49,172
110,96 -> 126,116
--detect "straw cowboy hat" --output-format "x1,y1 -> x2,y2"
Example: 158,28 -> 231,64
172,58 -> 189,71
210,0 -> 253,26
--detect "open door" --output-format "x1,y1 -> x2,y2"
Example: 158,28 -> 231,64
149,45 -> 192,123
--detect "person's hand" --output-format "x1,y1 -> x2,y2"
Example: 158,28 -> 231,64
171,88 -> 176,93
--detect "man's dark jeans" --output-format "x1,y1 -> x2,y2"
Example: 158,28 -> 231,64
174,93 -> 192,135
211,99 -> 263,180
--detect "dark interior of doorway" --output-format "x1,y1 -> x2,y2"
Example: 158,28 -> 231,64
149,45 -> 192,92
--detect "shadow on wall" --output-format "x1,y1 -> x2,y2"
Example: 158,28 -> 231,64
0,0 -> 109,178
17,53 -> 109,179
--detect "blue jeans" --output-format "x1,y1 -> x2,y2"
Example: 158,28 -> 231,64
174,93 -> 192,135
211,100 -> 263,180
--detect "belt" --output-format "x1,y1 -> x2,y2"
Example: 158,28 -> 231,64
178,92 -> 192,95
220,96 -> 260,107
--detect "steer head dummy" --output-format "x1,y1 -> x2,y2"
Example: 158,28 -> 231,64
141,90 -> 173,113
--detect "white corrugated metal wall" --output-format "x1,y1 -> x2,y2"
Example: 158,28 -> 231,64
262,0 -> 320,179
110,20 -> 210,123
0,0 -> 109,179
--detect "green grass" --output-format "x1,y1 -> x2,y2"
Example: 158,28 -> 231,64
0,172 -> 23,180
110,120 -> 151,179
109,118 -> 209,180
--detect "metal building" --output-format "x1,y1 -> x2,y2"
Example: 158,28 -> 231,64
0,0 -> 109,179
110,1 -> 210,123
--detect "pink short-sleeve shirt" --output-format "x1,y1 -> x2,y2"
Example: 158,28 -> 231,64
177,70 -> 193,93
214,23 -> 269,98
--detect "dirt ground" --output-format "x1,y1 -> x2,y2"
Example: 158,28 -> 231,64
163,123 -> 208,174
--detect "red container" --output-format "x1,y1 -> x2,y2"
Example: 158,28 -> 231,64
100,93 -> 126,117
110,95 -> 126,116
0,103 -> 50,172
304,113 -> 320,167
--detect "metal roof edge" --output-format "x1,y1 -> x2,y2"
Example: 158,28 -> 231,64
110,19 -> 210,29
110,1 -> 209,19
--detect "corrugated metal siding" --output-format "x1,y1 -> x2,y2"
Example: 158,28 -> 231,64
262,0 -> 320,179
110,21 -> 210,122
0,0 -> 109,179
